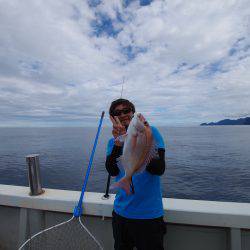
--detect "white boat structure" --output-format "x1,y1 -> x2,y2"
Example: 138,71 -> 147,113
0,184 -> 250,250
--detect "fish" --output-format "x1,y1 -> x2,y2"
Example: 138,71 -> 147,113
113,113 -> 156,195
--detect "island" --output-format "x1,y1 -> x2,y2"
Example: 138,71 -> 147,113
200,117 -> 250,126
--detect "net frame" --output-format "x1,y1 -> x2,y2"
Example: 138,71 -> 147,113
18,216 -> 103,250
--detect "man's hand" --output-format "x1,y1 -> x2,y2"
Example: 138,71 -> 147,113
110,116 -> 126,146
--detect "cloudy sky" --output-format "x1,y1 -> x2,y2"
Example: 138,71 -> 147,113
0,0 -> 250,127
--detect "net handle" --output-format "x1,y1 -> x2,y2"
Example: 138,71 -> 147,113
74,111 -> 105,217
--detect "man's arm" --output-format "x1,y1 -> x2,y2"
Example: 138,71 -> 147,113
105,145 -> 123,176
106,115 -> 127,176
146,148 -> 166,176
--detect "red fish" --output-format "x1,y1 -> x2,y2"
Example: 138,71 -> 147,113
113,113 -> 156,195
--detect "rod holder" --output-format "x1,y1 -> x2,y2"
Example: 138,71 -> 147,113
26,154 -> 44,196
102,174 -> 111,200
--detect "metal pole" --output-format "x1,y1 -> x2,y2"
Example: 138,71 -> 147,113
26,154 -> 44,196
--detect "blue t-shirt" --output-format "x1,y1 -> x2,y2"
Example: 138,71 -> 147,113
106,126 -> 166,219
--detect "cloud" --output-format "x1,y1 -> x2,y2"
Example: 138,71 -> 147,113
0,0 -> 250,126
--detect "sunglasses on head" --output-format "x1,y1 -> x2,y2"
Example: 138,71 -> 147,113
112,107 -> 132,116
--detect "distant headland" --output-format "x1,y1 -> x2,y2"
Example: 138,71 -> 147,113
200,117 -> 250,126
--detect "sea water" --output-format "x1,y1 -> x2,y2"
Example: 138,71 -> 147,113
0,126 -> 249,202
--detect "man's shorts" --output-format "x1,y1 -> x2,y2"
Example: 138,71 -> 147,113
112,210 -> 167,250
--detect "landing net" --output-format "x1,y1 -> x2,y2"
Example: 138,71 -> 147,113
19,216 -> 103,250
18,111 -> 105,250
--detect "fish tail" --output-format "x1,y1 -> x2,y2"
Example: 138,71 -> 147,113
111,176 -> 133,195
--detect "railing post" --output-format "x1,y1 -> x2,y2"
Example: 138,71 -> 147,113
230,228 -> 242,250
18,208 -> 28,249
26,154 -> 44,196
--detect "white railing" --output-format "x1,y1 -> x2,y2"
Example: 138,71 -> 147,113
1,184 -> 250,250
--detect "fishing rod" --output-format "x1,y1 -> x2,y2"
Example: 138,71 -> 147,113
120,76 -> 125,98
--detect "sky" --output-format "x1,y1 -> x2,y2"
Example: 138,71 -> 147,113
0,0 -> 250,127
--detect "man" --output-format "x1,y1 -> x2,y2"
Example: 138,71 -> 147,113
105,98 -> 167,250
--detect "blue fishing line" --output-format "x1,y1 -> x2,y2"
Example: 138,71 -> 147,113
74,111 -> 105,217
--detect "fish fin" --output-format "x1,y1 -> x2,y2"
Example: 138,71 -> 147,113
135,139 -> 157,173
111,177 -> 133,195
145,139 -> 157,164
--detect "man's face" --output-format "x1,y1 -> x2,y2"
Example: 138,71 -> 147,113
113,104 -> 133,127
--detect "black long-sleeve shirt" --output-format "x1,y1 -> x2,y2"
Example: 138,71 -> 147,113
105,145 -> 166,177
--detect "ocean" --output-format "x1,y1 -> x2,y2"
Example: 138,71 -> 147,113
0,126 -> 250,203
